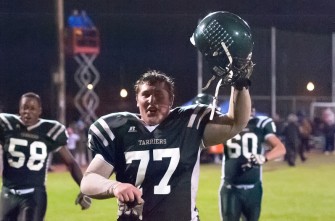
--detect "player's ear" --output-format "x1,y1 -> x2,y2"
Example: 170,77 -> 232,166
170,95 -> 174,108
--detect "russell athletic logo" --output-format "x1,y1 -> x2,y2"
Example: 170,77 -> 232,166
128,126 -> 137,132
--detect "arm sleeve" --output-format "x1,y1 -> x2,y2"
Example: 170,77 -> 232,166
80,154 -> 119,199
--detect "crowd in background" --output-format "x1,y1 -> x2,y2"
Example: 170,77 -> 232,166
274,108 -> 335,166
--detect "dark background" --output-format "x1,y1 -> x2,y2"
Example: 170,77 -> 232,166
0,0 -> 334,124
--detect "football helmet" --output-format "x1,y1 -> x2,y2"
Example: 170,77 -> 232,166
190,11 -> 254,86
192,93 -> 214,105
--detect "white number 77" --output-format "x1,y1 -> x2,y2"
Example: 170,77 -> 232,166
125,148 -> 180,195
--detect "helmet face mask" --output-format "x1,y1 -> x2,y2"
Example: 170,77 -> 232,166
191,11 -> 254,85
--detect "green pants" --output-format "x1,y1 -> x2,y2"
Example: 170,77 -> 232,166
219,181 -> 263,221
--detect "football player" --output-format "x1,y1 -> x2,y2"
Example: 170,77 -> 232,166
219,107 -> 286,221
81,11 -> 253,221
0,92 -> 91,221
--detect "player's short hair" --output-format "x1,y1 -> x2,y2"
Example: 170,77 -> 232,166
20,92 -> 42,107
134,70 -> 175,99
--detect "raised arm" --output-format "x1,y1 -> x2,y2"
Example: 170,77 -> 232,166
203,86 -> 251,147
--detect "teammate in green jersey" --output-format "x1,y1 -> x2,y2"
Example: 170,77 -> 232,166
219,107 -> 286,221
0,92 -> 91,221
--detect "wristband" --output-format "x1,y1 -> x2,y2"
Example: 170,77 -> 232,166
233,78 -> 251,91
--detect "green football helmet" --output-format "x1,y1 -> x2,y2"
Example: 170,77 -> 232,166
192,93 -> 214,105
191,11 -> 254,85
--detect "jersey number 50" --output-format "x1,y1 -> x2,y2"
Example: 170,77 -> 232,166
226,132 -> 258,158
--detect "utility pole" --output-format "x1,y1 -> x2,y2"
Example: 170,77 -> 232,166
271,27 -> 277,118
332,32 -> 335,102
55,0 -> 66,124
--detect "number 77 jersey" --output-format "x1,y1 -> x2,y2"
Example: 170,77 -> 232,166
0,113 -> 68,189
88,105 -> 212,221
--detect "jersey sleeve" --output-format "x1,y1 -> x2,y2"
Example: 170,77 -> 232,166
259,116 -> 277,137
0,113 -> 19,145
87,113 -> 126,166
44,120 -> 68,148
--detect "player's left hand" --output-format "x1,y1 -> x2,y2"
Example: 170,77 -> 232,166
241,154 -> 267,171
75,192 -> 92,210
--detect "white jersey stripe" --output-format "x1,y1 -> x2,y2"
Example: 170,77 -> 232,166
187,114 -> 197,128
256,116 -> 270,128
0,114 -> 13,130
187,105 -> 202,128
52,125 -> 65,141
47,123 -> 59,137
262,118 -> 272,128
98,118 -> 115,141
196,108 -> 211,129
90,124 -> 109,147
190,148 -> 201,220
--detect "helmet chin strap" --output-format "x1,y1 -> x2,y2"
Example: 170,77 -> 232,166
206,42 -> 234,120
209,78 -> 222,120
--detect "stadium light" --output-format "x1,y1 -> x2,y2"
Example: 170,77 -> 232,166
306,82 -> 315,92
87,83 -> 93,90
120,88 -> 128,98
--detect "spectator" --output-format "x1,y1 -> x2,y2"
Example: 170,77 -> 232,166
67,126 -> 80,161
321,108 -> 335,155
310,116 -> 325,150
297,110 -> 312,157
75,120 -> 89,166
283,113 -> 301,166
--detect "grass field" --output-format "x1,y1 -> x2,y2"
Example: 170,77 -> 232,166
2,150 -> 335,221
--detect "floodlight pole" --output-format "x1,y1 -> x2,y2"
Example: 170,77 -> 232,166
271,27 -> 277,118
332,32 -> 335,102
55,0 -> 66,124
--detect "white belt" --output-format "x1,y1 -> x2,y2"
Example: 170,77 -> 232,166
9,188 -> 35,195
234,184 -> 255,190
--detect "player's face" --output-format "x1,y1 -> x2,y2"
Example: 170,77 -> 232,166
136,82 -> 172,126
19,97 -> 42,126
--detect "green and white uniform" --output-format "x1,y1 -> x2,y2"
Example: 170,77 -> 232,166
88,105 -> 214,221
0,113 -> 67,221
219,116 -> 276,221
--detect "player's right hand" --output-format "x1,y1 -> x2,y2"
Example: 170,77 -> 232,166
241,153 -> 267,171
117,200 -> 144,221
113,183 -> 144,204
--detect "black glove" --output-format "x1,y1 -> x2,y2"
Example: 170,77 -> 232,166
75,192 -> 91,210
117,200 -> 144,221
241,154 -> 267,171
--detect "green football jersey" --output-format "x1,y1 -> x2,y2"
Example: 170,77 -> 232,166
88,105 -> 212,221
223,116 -> 277,185
0,113 -> 68,189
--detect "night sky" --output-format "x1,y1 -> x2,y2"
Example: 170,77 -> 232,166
0,0 -> 334,123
